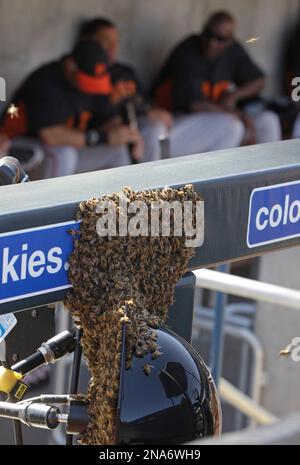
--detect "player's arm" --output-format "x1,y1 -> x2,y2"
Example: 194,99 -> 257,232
189,101 -> 225,113
232,77 -> 265,101
39,125 -> 86,148
221,43 -> 265,110
220,77 -> 265,111
39,124 -> 144,161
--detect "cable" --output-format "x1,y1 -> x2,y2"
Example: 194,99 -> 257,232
18,394 -> 72,405
8,395 -> 23,445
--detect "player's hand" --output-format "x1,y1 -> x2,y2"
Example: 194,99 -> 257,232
235,111 -> 256,145
107,125 -> 144,161
220,92 -> 237,111
147,107 -> 173,131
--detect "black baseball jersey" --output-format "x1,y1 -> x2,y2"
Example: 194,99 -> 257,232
93,62 -> 146,125
0,59 -> 109,138
153,34 -> 264,112
111,62 -> 142,96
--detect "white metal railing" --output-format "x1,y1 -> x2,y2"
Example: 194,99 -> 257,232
194,269 -> 300,310
193,312 -> 264,427
193,268 -> 300,426
187,412 -> 300,445
219,378 -> 278,425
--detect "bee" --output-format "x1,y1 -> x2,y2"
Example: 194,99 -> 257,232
245,37 -> 260,44
134,349 -> 145,358
151,350 -> 163,360
67,228 -> 81,237
143,363 -> 154,376
279,344 -> 292,357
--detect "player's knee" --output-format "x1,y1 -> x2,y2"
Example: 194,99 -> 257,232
224,114 -> 245,146
47,145 -> 77,159
45,146 -> 79,173
147,120 -> 167,140
292,114 -> 300,138
256,111 -> 281,141
110,146 -> 131,167
45,145 -> 79,177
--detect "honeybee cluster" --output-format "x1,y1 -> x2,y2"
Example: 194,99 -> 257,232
64,184 -> 200,445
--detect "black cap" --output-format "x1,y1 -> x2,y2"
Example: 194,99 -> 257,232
71,40 -> 112,95
72,40 -> 108,77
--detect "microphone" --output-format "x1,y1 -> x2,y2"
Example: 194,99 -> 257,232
0,156 -> 30,186
0,401 -> 62,430
11,331 -> 77,376
0,398 -> 89,433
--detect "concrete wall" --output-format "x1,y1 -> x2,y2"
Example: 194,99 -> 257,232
0,0 -> 299,98
256,247 -> 300,418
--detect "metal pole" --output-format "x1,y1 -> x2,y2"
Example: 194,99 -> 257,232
209,263 -> 230,385
235,341 -> 250,429
65,327 -> 82,445
52,302 -> 73,445
159,135 -> 171,159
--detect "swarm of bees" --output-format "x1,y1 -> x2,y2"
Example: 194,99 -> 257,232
64,184 -> 200,445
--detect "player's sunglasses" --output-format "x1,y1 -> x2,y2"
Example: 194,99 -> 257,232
204,29 -> 233,43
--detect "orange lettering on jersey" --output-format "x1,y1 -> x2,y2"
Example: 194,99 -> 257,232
212,81 -> 231,101
201,80 -> 231,101
201,81 -> 211,99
